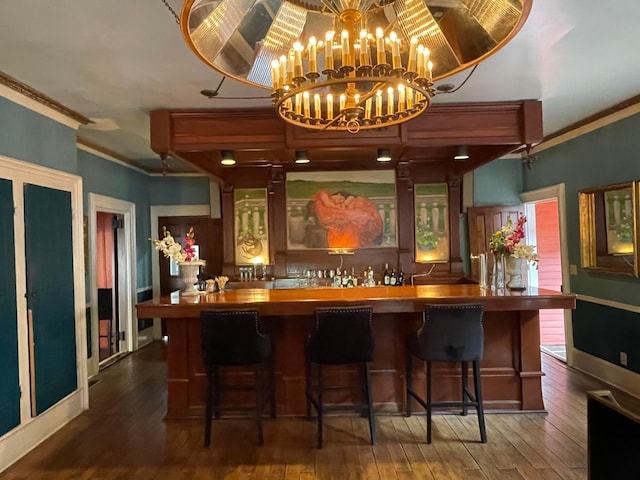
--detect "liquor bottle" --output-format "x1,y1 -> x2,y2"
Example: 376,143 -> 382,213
397,267 -> 404,286
390,268 -> 397,286
383,263 -> 390,285
334,267 -> 342,287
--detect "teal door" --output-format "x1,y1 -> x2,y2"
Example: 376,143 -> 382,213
0,178 -> 20,435
24,184 -> 77,415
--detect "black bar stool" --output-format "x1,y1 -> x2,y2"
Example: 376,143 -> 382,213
305,305 -> 376,448
200,308 -> 276,447
406,303 -> 487,443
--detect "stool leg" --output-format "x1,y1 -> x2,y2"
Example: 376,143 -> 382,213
473,361 -> 487,443
213,365 -> 221,419
305,358 -> 312,419
269,354 -> 276,419
405,346 -> 413,417
254,367 -> 264,446
204,367 -> 214,447
461,360 -> 469,416
363,362 -> 377,445
426,361 -> 433,444
317,364 -> 324,449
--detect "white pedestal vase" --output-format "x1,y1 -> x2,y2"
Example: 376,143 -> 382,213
178,260 -> 206,295
506,256 -> 526,290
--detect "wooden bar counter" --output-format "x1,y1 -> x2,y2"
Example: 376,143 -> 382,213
136,285 -> 575,419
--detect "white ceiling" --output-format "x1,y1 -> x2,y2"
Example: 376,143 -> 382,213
1,1 -> 639,172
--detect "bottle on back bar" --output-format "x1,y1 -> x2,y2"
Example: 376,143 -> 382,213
390,268 -> 397,286
397,267 -> 404,286
383,263 -> 390,285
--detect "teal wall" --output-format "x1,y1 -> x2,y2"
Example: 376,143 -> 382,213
0,97 -> 77,173
77,149 -> 152,290
0,95 -> 211,294
149,176 -> 211,205
473,158 -> 523,206
474,112 -> 640,375
523,113 -> 640,306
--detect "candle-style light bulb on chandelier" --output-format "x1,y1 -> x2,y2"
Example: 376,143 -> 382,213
179,0 -> 532,133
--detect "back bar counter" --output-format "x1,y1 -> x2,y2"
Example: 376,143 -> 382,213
136,285 -> 576,419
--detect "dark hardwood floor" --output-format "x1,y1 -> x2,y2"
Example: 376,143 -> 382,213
2,341 -> 638,480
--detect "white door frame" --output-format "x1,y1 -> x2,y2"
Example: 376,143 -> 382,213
520,183 -> 574,366
88,194 -> 137,377
150,204 -> 211,338
0,154 -> 87,471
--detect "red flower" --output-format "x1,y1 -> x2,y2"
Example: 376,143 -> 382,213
183,227 -> 196,261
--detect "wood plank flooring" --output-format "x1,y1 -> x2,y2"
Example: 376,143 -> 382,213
2,341 -> 639,480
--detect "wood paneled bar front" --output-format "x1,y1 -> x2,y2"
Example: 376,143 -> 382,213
136,285 -> 575,419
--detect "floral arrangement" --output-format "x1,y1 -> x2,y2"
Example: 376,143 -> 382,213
150,226 -> 197,263
489,214 -> 538,264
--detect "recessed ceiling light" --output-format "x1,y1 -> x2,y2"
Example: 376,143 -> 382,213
220,150 -> 236,166
377,148 -> 392,162
454,145 -> 469,160
295,150 -> 310,164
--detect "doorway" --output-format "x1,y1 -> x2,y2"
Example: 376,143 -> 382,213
521,184 -> 573,365
95,212 -> 125,363
88,194 -> 137,377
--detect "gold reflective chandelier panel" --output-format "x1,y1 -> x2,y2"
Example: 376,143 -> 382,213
180,0 -> 532,133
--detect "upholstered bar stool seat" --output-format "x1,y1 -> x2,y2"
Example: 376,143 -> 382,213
305,305 -> 376,448
406,303 -> 487,443
200,308 -> 275,447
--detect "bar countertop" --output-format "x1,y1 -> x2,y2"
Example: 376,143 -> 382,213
136,284 -> 576,318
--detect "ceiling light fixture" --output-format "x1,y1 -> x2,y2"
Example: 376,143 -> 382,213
377,148 -> 392,162
454,145 -> 469,161
295,150 -> 310,164
179,0 -> 532,133
220,150 -> 236,166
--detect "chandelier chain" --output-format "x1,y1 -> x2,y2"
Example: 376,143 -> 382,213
160,0 -> 180,24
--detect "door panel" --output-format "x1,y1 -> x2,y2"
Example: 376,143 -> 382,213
24,184 -> 77,415
467,205 -> 524,282
0,178 -> 20,435
158,217 -> 223,295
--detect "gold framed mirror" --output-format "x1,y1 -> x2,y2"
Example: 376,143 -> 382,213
579,181 -> 640,276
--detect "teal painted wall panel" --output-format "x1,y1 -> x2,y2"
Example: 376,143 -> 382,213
0,97 -> 77,173
523,113 -> 640,306
149,176 -> 210,205
522,113 -> 640,367
77,149 -> 152,290
473,158 -> 523,206
24,184 -> 77,414
573,300 -> 640,374
0,178 -> 20,436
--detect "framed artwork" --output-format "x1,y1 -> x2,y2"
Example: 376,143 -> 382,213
604,186 -> 635,255
286,171 -> 397,250
414,183 -> 449,262
234,188 -> 269,265
579,181 -> 639,277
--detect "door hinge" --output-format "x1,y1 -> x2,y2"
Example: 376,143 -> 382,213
118,331 -> 126,341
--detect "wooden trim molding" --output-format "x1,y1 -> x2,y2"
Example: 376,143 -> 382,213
0,70 -> 91,126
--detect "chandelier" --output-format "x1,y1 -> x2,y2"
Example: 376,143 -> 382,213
179,0 -> 531,133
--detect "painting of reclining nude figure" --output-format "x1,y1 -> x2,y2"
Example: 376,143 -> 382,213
286,171 -> 397,250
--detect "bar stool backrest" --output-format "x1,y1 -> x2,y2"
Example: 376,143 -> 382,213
201,309 -> 270,366
307,306 -> 374,365
416,304 -> 484,362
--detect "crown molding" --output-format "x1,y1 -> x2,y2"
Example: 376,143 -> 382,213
0,71 -> 90,129
534,96 -> 640,154
77,140 -> 148,175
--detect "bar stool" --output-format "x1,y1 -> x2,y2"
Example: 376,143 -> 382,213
305,305 -> 376,448
200,308 -> 275,447
406,303 -> 487,443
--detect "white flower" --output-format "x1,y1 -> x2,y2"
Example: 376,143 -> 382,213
512,244 -> 539,266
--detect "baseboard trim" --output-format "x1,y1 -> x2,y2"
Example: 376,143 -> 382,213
572,349 -> 640,400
